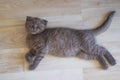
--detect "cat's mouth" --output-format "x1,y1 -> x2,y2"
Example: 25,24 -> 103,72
31,32 -> 38,34
29,30 -> 42,34
30,31 -> 39,34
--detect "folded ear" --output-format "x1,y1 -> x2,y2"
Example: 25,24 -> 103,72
42,19 -> 48,26
26,16 -> 32,21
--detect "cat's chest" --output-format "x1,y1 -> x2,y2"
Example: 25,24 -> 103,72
27,34 -> 40,41
27,34 -> 43,47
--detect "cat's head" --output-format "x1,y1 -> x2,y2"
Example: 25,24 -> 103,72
25,16 -> 48,34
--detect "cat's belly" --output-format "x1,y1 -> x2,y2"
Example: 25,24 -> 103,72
46,40 -> 81,57
48,48 -> 79,57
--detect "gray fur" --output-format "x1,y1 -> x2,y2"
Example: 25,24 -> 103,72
25,11 -> 116,70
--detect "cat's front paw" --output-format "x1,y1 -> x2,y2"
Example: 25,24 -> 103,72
29,65 -> 36,70
25,53 -> 34,65
102,64 -> 108,69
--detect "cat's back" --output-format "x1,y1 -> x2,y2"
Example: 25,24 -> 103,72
45,27 -> 77,37
45,27 -> 79,41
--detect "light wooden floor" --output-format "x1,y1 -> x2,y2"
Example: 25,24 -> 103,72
0,0 -> 120,80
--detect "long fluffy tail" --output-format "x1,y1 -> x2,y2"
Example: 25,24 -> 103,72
90,11 -> 116,36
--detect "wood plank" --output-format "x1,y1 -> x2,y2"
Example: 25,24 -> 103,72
0,69 -> 83,80
0,15 -> 83,28
98,42 -> 120,55
0,48 -> 25,73
0,26 -> 26,49
81,0 -> 120,10
81,9 -> 120,28
84,65 -> 120,80
96,27 -> 120,42
0,0 -> 81,18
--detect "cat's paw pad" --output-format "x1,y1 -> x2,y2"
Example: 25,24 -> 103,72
110,60 -> 116,66
25,54 -> 31,62
25,53 -> 34,65
102,65 -> 108,69
29,65 -> 36,70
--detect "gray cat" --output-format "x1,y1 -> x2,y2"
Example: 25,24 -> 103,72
25,11 -> 116,70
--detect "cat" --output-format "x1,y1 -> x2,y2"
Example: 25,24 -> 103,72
25,11 -> 116,70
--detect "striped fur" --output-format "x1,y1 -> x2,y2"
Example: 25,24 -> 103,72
25,11 -> 116,70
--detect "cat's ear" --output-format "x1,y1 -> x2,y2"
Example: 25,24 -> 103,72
42,19 -> 48,26
26,16 -> 32,21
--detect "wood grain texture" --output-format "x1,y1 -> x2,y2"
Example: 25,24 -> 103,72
0,0 -> 120,80
0,69 -> 83,80
0,49 -> 24,73
0,0 -> 81,18
84,66 -> 120,80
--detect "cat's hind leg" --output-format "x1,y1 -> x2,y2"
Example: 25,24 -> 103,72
89,45 -> 109,69
97,55 -> 108,69
89,45 -> 116,69
93,45 -> 116,66
82,44 -> 109,69
77,50 -> 108,69
100,47 -> 116,65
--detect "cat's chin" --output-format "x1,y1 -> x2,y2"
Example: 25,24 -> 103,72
31,32 -> 38,34
29,31 -> 40,34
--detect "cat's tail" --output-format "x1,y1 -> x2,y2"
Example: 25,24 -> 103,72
90,11 -> 116,36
